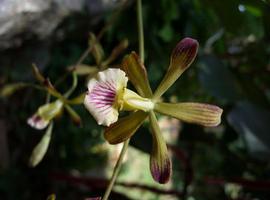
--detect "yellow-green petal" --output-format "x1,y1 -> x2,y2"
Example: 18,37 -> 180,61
37,100 -> 63,121
32,64 -> 46,83
65,93 -> 85,105
153,38 -> 199,99
149,111 -> 172,184
104,111 -> 148,144
121,52 -> 152,98
154,102 -> 223,127
72,64 -> 99,76
0,83 -> 28,97
102,39 -> 129,66
29,123 -> 53,167
89,33 -> 104,65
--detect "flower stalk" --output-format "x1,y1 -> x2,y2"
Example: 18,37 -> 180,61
102,0 -> 145,199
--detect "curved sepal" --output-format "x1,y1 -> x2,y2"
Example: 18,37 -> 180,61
121,52 -> 152,98
104,111 -> 148,144
154,102 -> 223,127
29,123 -> 53,167
149,111 -> 172,184
153,38 -> 198,99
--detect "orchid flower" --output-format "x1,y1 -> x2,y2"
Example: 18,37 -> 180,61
27,100 -> 63,130
27,65 -> 84,167
84,37 -> 223,184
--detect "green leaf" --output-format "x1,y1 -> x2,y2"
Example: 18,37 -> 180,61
198,55 -> 242,103
158,23 -> 174,42
227,102 -> 270,160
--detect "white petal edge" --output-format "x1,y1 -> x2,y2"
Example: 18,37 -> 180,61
27,114 -> 50,130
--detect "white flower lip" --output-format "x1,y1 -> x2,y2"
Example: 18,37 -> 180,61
27,114 -> 50,130
84,68 -> 128,126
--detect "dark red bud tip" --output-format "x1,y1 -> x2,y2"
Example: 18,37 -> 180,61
150,157 -> 172,184
85,197 -> 101,200
172,37 -> 199,68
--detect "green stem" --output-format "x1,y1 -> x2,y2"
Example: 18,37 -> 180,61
137,0 -> 144,62
102,1 -> 145,199
64,72 -> 78,98
102,139 -> 130,200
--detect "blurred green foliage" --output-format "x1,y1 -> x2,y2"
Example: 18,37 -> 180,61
1,0 -> 270,200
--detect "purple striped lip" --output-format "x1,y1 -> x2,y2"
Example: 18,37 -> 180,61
89,81 -> 116,113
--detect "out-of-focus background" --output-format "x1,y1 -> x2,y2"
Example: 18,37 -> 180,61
1,0 -> 270,199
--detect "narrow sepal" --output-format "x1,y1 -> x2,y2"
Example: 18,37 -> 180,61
65,105 -> 82,127
89,33 -> 104,65
71,64 -> 99,76
154,102 -> 223,127
153,38 -> 198,99
149,111 -> 172,184
32,64 -> 46,83
29,123 -> 53,167
0,83 -> 28,97
32,64 -> 65,100
102,39 -> 129,66
104,111 -> 148,144
65,93 -> 85,105
121,52 -> 152,98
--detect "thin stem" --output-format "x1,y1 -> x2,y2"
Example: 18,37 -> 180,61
137,0 -> 144,62
102,139 -> 130,200
102,1 -> 145,199
64,72 -> 78,98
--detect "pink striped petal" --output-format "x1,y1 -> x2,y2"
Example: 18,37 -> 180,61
27,114 -> 50,130
84,68 -> 128,126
